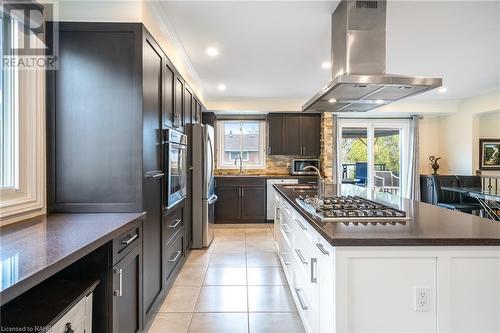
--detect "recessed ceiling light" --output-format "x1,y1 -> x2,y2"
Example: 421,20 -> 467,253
321,61 -> 331,69
375,99 -> 385,104
206,47 -> 219,57
217,84 -> 226,91
328,98 -> 337,103
438,87 -> 447,93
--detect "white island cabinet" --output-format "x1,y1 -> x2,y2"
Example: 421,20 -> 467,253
273,192 -> 500,333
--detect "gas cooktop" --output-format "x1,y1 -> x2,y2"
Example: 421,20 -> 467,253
296,195 -> 409,224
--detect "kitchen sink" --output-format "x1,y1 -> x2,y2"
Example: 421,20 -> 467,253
282,185 -> 317,190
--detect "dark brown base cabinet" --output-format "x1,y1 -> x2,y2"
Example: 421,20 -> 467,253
214,177 -> 266,223
46,22 -> 205,332
113,245 -> 143,333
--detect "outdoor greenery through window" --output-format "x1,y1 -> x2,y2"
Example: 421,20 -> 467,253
339,119 -> 407,196
218,120 -> 266,168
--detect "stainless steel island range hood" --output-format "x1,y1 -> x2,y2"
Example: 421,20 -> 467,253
302,0 -> 442,112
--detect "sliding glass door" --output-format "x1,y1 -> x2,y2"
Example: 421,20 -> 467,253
338,119 -> 409,197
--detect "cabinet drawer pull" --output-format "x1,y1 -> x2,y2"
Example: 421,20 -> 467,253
280,252 -> 291,265
316,243 -> 329,255
169,250 -> 182,263
294,218 -> 307,230
295,249 -> 308,264
311,258 -> 318,283
169,219 -> 182,228
295,288 -> 309,310
281,224 -> 290,234
120,233 -> 138,246
113,268 -> 123,297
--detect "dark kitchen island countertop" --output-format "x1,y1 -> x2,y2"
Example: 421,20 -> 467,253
0,212 -> 145,306
274,184 -> 500,246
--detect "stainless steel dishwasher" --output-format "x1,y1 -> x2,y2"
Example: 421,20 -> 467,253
266,178 -> 299,220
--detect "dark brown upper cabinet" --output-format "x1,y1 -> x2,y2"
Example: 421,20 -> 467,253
163,60 -> 175,129
301,114 -> 321,156
268,113 -> 321,156
184,85 -> 193,128
267,113 -> 284,155
174,74 -> 185,132
283,115 -> 302,155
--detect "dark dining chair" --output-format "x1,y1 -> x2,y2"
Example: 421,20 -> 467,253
456,176 -> 482,205
432,175 -> 482,213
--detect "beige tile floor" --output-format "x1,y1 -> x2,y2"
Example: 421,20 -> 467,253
148,225 -> 305,333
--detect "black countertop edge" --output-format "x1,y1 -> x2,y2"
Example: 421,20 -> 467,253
0,212 -> 146,306
274,185 -> 500,247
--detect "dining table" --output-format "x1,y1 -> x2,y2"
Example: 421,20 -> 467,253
441,186 -> 500,221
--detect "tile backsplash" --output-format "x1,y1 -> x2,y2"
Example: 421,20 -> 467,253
215,155 -> 306,176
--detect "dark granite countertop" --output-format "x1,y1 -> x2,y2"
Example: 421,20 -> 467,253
215,174 -> 316,178
0,212 -> 145,306
274,184 -> 500,246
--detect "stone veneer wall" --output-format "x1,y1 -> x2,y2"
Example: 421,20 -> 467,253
320,113 -> 334,181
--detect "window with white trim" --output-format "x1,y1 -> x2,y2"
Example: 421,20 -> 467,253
217,120 -> 266,169
0,10 -> 46,224
1,12 -> 18,189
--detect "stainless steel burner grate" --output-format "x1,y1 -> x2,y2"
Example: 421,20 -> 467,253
296,195 -> 409,223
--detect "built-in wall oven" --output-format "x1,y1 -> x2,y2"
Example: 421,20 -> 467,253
164,128 -> 188,209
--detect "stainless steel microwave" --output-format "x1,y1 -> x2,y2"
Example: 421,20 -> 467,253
290,159 -> 320,175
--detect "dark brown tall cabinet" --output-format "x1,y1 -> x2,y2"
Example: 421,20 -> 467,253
47,23 -> 164,332
268,113 -> 321,156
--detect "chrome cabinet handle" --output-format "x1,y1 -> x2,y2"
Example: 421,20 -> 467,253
169,219 -> 182,228
295,249 -> 308,264
295,288 -> 309,310
295,218 -> 307,230
311,258 -> 318,283
121,233 -> 138,245
316,243 -> 329,255
275,207 -> 280,221
170,251 -> 182,262
113,268 -> 123,297
145,171 -> 165,179
280,252 -> 291,265
281,224 -> 290,234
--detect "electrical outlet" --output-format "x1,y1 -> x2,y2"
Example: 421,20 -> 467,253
415,287 -> 431,312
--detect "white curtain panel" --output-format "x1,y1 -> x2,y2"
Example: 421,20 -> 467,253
406,115 -> 420,200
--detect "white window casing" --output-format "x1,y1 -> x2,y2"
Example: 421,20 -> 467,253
0,20 -> 46,225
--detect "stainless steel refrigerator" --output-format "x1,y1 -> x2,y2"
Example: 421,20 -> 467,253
192,124 -> 216,248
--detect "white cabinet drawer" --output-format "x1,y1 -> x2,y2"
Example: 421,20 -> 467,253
293,259 -> 319,333
49,293 -> 92,333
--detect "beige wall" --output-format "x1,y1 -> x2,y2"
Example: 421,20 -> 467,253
418,90 -> 500,176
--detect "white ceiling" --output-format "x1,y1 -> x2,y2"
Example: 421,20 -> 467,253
160,1 -> 500,109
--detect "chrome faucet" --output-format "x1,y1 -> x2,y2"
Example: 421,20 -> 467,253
304,166 -> 326,197
234,155 -> 243,175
